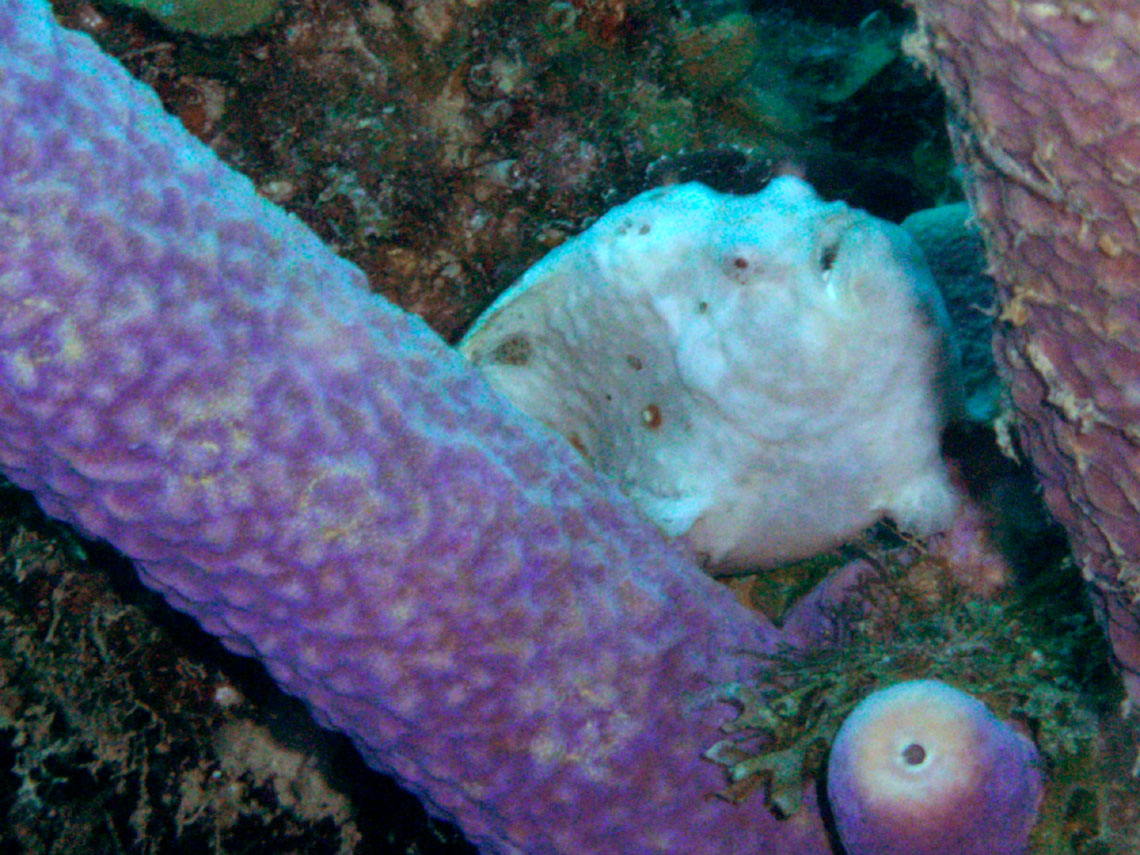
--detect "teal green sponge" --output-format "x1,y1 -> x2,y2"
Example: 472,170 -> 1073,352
110,0 -> 278,36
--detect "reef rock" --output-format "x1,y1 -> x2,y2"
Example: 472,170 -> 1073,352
903,203 -> 1000,422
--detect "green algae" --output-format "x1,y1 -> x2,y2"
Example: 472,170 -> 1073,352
670,13 -> 761,96
108,0 -> 279,37
621,83 -> 698,158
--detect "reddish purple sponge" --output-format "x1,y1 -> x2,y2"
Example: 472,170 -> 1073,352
909,0 -> 1140,702
827,680 -> 1042,855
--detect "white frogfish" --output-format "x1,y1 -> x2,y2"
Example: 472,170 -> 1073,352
461,176 -> 961,573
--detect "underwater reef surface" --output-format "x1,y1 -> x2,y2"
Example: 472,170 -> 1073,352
0,0 -> 1138,852
44,0 -> 951,340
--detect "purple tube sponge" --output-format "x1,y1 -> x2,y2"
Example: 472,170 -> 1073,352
827,680 -> 1043,855
0,2 -> 839,853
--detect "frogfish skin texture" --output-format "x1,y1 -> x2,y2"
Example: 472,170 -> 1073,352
827,680 -> 1043,855
0,2 -> 840,853
907,0 -> 1140,701
462,178 -> 962,573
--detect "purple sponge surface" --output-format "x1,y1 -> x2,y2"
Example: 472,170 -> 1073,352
827,680 -> 1042,855
909,0 -> 1140,702
0,2 -> 842,853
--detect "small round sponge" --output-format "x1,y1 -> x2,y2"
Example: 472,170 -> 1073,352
826,680 -> 1042,855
